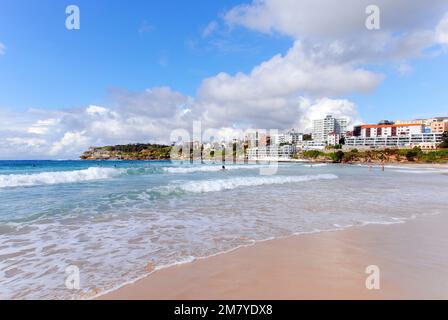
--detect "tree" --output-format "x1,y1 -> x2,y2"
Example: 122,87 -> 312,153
303,150 -> 322,158
439,131 -> 448,149
331,151 -> 345,163
405,147 -> 422,161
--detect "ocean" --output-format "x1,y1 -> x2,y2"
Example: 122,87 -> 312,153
0,160 -> 447,299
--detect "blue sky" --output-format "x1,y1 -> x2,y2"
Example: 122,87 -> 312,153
0,0 -> 448,159
0,0 -> 291,110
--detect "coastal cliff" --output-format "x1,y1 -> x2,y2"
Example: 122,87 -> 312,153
80,144 -> 172,160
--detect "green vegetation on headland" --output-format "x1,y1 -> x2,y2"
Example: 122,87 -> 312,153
80,132 -> 448,162
301,132 -> 448,164
301,147 -> 448,164
80,144 -> 172,160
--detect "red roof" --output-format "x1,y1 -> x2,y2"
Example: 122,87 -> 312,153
361,124 -> 422,129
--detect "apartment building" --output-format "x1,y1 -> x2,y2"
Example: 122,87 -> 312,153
247,145 -> 296,160
271,129 -> 303,145
326,132 -> 341,146
312,115 -> 348,143
345,133 -> 443,149
246,131 -> 271,148
395,119 -> 427,126
428,117 -> 448,133
359,123 -> 423,138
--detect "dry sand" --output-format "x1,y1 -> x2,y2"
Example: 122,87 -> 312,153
100,213 -> 448,300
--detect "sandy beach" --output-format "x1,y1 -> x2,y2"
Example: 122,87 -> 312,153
100,212 -> 448,300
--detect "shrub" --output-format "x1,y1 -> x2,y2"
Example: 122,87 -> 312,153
330,151 -> 345,163
303,150 -> 323,158
405,147 -> 422,161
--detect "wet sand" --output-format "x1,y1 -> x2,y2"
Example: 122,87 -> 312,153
100,213 -> 448,300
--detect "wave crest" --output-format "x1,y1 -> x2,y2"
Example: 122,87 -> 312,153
168,174 -> 338,193
0,167 -> 122,188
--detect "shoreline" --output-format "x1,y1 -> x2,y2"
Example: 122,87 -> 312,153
99,212 -> 448,300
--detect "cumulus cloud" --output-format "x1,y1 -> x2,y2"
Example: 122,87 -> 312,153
436,13 -> 448,44
5,137 -> 47,148
297,98 -> 362,132
50,131 -> 90,157
27,118 -> 60,135
195,40 -> 380,129
225,0 -> 448,39
225,1 -> 448,64
0,136 -> 48,160
0,87 -> 199,159
199,40 -> 381,101
2,1 -> 448,159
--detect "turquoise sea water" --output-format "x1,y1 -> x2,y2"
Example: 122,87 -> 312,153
0,160 -> 447,299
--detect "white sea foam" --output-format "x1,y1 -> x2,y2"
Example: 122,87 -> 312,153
0,167 -> 122,188
164,165 -> 268,174
303,163 -> 328,167
2,159 -> 447,300
172,174 -> 338,193
392,169 -> 448,174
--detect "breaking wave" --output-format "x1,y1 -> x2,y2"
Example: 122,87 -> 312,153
167,174 -> 338,193
0,167 -> 122,188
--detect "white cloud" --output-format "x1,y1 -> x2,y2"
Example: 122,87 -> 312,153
225,0 -> 448,39
49,131 -> 91,156
397,63 -> 413,76
0,137 -> 48,159
2,1 -> 448,159
199,41 -> 381,100
196,40 -> 380,129
0,42 -> 5,55
27,118 -> 60,134
297,98 -> 362,132
202,21 -> 219,37
224,0 -> 448,64
436,13 -> 448,44
86,105 -> 109,116
5,137 -> 47,148
0,87 -> 197,158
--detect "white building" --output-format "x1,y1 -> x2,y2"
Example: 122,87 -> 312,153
428,117 -> 448,133
312,115 -> 348,143
345,133 -> 443,149
271,129 -> 303,145
247,145 -> 296,160
326,132 -> 341,146
359,123 -> 423,138
296,140 -> 326,151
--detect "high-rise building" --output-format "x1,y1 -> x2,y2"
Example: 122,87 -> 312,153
428,117 -> 448,133
312,115 -> 348,143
